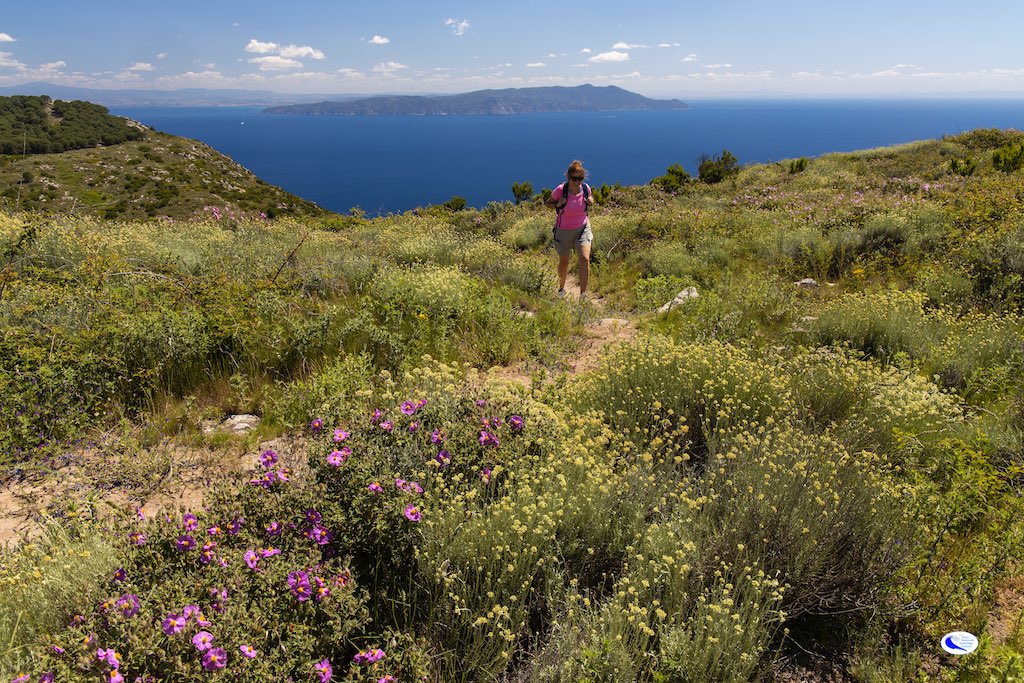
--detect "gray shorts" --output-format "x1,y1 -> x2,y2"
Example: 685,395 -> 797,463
552,223 -> 593,256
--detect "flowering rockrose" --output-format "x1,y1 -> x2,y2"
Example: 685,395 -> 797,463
479,430 -> 500,448
313,575 -> 331,601
112,567 -> 127,582
309,418 -> 324,433
128,531 -> 146,546
400,401 -> 417,416
509,414 -> 525,431
430,430 -> 446,444
306,525 -> 333,545
192,631 -> 215,652
259,449 -> 278,468
244,550 -> 261,572
162,613 -> 186,635
182,513 -> 199,531
435,450 -> 451,468
480,468 -> 492,484
314,658 -> 333,683
200,542 -> 217,565
96,647 -> 120,667
202,647 -> 228,671
403,505 -> 422,522
175,535 -> 196,552
332,428 -> 350,442
239,644 -> 257,658
368,482 -> 383,494
266,520 -> 284,536
228,516 -> 244,535
288,571 -> 312,602
327,448 -> 350,467
305,508 -> 322,524
115,594 -> 140,618
353,648 -> 386,664
380,420 -> 394,433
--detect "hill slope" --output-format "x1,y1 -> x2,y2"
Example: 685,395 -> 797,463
0,126 -> 327,220
0,95 -> 144,154
264,84 -> 687,115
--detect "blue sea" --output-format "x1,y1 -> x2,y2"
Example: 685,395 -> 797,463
110,99 -> 1024,216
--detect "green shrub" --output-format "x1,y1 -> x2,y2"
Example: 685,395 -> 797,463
698,150 -> 740,184
810,289 -> 939,361
950,156 -> 977,176
0,522 -> 119,677
993,142 -> 1024,173
566,335 -> 792,460
656,562 -> 784,683
788,157 -> 809,174
652,163 -> 691,193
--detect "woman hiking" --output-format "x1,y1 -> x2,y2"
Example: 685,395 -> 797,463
545,160 -> 594,300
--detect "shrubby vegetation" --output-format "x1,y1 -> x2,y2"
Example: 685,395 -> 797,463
2,128 -> 1024,681
0,96 -> 144,154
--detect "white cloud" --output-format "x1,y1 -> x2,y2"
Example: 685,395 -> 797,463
279,45 -> 325,60
658,42 -> 681,48
156,53 -> 167,60
249,55 -> 303,71
682,53 -> 697,62
581,48 -> 591,54
0,51 -> 26,69
526,62 -> 546,68
703,63 -> 732,69
373,61 -> 408,75
369,35 -> 390,45
612,42 -> 648,49
245,39 -> 279,54
40,61 -> 66,71
128,62 -> 155,72
445,18 -> 470,36
0,33 -> 15,42
589,51 -> 630,63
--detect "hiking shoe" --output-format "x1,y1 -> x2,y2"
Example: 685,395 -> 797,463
557,288 -> 566,298
579,292 -> 589,302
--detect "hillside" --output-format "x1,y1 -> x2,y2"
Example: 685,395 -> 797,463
1,129 -> 1024,682
263,83 -> 687,115
0,126 -> 327,220
0,95 -> 145,154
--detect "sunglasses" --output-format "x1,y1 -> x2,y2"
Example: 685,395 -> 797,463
569,175 -> 584,181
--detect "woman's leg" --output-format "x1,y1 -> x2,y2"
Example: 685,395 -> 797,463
577,242 -> 591,294
558,251 -> 570,291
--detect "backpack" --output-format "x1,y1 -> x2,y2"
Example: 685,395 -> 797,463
554,181 -> 590,228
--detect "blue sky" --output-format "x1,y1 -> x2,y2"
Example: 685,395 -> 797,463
2,1 -> 1023,98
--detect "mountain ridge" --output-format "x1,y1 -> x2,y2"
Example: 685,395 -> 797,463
263,84 -> 687,116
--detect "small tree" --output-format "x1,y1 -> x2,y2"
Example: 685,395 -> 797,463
697,149 -> 739,184
788,157 -> 809,174
442,195 -> 467,211
511,181 -> 533,204
993,143 -> 1024,173
652,163 -> 691,193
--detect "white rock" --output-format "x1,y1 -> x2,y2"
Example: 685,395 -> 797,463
657,287 -> 700,314
795,278 -> 819,288
223,414 -> 261,432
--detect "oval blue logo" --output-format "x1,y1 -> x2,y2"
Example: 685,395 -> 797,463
940,631 -> 979,655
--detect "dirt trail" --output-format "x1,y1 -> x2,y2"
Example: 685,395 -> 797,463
489,272 -> 637,387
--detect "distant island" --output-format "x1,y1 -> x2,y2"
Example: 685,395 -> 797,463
262,84 -> 687,116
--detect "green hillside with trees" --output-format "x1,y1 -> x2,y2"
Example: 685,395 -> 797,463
0,96 -> 327,220
1,128 -> 1023,682
0,95 -> 144,154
